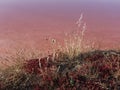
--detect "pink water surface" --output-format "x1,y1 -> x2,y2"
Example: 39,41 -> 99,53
0,0 -> 120,52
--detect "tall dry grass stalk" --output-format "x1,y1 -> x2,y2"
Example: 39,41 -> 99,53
57,14 -> 88,59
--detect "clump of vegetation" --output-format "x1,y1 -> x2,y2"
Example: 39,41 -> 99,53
0,14 -> 120,90
0,50 -> 120,90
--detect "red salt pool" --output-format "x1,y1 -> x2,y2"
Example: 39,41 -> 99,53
0,0 -> 120,53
